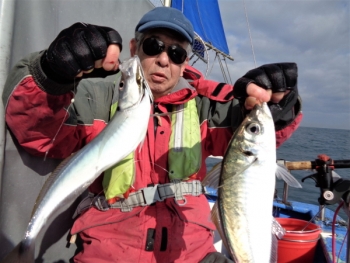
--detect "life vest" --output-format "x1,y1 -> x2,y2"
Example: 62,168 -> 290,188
102,98 -> 202,201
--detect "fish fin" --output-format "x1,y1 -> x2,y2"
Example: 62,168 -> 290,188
332,171 -> 341,182
0,241 -> 35,263
271,217 -> 286,239
138,136 -> 146,152
270,234 -> 278,263
211,202 -> 226,247
136,89 -> 151,152
211,202 -> 237,261
270,217 -> 286,263
275,163 -> 302,188
143,75 -> 154,103
31,155 -> 75,216
270,218 -> 287,263
203,157 -> 256,190
211,201 -> 220,227
203,162 -> 222,189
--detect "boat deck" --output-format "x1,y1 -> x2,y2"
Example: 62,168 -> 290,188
274,200 -> 347,263
206,190 -> 348,263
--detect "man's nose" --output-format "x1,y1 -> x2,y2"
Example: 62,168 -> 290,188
156,50 -> 170,67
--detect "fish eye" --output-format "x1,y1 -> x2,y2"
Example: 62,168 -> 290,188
246,122 -> 261,135
119,81 -> 124,90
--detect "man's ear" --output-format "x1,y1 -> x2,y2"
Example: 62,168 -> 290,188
180,57 -> 189,77
130,38 -> 137,56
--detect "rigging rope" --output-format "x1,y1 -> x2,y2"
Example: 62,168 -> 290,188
207,52 -> 217,78
243,0 -> 257,68
223,57 -> 232,84
218,55 -> 228,83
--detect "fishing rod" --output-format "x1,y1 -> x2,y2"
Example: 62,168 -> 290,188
279,157 -> 350,206
283,159 -> 350,171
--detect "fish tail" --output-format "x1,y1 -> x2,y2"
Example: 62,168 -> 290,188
0,240 -> 35,263
270,234 -> 278,263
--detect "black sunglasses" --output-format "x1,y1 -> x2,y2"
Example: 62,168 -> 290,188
142,37 -> 188,65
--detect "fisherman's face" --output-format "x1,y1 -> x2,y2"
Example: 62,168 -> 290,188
130,30 -> 189,100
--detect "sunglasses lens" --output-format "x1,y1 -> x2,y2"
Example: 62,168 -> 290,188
142,37 -> 187,65
168,46 -> 187,64
142,38 -> 163,56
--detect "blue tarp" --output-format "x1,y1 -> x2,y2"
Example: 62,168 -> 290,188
171,0 -> 230,56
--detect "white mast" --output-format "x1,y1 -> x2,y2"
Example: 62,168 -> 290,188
164,0 -> 171,7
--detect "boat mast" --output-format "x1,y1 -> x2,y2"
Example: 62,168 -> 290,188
164,0 -> 171,7
160,0 -> 233,83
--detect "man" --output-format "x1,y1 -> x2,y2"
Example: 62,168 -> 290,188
2,6 -> 302,263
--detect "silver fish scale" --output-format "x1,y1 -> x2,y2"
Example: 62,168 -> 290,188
218,103 -> 276,263
23,56 -> 152,249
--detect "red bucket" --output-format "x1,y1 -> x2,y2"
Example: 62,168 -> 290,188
276,218 -> 322,263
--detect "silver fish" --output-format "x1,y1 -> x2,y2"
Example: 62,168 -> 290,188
1,55 -> 152,263
204,103 -> 300,263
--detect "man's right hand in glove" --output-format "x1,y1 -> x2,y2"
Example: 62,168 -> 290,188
42,22 -> 122,82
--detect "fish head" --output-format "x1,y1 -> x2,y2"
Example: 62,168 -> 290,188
118,55 -> 153,110
237,102 -> 276,158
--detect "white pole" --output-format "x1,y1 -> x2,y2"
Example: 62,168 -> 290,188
164,0 -> 171,7
0,0 -> 16,195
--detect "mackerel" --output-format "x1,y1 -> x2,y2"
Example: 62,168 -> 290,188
204,102 -> 300,263
1,55 -> 152,263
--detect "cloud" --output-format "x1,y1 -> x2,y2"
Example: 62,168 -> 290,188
194,0 -> 350,130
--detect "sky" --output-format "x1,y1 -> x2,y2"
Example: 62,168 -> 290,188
2,0 -> 348,129
194,0 -> 349,130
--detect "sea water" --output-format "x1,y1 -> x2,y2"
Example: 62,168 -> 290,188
276,126 -> 350,219
206,126 -> 350,218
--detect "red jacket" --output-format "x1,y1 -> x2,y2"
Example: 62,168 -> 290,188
3,52 -> 302,262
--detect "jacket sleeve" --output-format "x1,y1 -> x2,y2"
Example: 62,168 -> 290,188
3,51 -> 115,159
275,97 -> 303,148
184,65 -> 303,150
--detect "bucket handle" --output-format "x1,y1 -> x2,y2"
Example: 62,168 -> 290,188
281,237 -> 320,243
286,227 -> 321,234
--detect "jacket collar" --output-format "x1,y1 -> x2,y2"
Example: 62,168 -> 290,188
155,77 -> 197,105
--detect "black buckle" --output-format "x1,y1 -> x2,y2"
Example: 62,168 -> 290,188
141,184 -> 163,206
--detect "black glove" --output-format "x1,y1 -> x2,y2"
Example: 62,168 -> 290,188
42,22 -> 123,82
233,63 -> 299,129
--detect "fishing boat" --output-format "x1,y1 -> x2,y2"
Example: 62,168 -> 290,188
0,0 -> 349,262
164,2 -> 350,261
